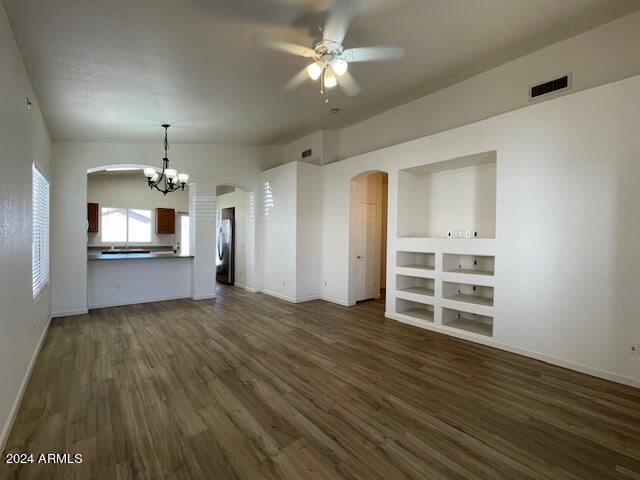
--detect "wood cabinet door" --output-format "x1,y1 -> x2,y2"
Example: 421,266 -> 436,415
156,208 -> 176,234
87,203 -> 99,232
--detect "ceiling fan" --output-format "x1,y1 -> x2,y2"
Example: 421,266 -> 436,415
259,0 -> 405,100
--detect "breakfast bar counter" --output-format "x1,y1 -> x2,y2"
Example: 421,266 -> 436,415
87,253 -> 194,309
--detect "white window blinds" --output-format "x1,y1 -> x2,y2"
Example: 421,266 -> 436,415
32,165 -> 49,298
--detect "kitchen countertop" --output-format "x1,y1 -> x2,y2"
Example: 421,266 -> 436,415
88,252 -> 194,261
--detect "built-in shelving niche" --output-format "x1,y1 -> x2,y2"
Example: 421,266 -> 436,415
397,275 -> 435,298
396,299 -> 434,323
443,282 -> 493,306
442,308 -> 493,337
443,254 -> 495,276
397,251 -> 435,271
397,151 -> 497,239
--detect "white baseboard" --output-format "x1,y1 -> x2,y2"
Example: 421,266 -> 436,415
320,295 -> 352,307
192,293 -> 216,301
89,294 -> 191,310
1,315 -> 52,452
261,290 -> 320,304
234,283 -> 258,294
52,307 -> 89,318
295,295 -> 321,303
385,312 -> 640,389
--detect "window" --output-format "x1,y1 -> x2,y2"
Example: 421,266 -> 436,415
32,165 -> 49,298
180,214 -> 190,255
101,208 -> 152,243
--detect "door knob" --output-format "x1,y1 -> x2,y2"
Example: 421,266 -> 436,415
357,255 -> 364,259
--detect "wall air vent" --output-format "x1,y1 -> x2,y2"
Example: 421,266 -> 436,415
530,74 -> 571,100
301,149 -> 312,158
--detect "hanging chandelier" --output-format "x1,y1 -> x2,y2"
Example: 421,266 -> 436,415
143,124 -> 189,195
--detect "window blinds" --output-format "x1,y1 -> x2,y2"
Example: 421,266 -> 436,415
32,165 -> 49,298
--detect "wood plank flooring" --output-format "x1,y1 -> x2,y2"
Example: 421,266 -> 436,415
2,285 -> 640,479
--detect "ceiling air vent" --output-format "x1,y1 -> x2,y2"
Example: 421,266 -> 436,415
530,74 -> 571,100
301,149 -> 312,159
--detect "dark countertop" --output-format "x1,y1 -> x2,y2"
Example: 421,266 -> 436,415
88,252 -> 194,261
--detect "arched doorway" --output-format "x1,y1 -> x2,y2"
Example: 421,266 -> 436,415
348,171 -> 389,304
215,184 -> 256,291
86,164 -> 190,252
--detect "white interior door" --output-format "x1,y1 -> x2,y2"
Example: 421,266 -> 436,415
355,200 -> 381,302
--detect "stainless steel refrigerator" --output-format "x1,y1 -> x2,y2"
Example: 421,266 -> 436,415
216,207 -> 235,285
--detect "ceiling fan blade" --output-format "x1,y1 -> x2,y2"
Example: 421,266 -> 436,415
258,36 -> 316,58
342,46 -> 405,63
322,1 -> 355,44
285,68 -> 311,90
339,70 -> 361,96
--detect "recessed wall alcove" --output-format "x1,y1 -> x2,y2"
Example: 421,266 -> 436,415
397,151 -> 497,239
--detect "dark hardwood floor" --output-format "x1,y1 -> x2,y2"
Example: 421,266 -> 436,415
2,286 -> 640,479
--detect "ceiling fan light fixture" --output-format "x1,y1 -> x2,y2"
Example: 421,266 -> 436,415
330,58 -> 348,76
307,62 -> 323,80
324,70 -> 338,88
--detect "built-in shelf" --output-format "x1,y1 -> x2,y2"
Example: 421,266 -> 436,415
399,286 -> 435,297
396,299 -> 434,323
392,151 -> 498,345
442,282 -> 494,307
442,308 -> 493,337
446,293 -> 492,306
443,254 -> 495,276
397,251 -> 435,270
396,275 -> 435,298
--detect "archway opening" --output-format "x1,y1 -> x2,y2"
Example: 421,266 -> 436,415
86,165 -> 190,254
85,164 -> 193,309
348,171 -> 389,305
215,184 -> 255,291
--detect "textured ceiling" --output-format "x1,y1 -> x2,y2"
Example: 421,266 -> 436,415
4,0 -> 640,144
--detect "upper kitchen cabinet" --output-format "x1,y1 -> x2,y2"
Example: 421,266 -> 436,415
156,208 -> 175,234
88,203 -> 99,233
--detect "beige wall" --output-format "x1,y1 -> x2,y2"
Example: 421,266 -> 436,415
87,172 -> 188,246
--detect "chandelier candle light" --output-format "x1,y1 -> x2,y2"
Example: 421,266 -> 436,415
143,124 -> 189,195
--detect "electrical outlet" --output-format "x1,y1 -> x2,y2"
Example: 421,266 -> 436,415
630,344 -> 640,356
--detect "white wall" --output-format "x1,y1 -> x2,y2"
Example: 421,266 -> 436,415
262,162 -> 298,301
217,189 -> 250,289
283,130 -> 339,166
87,172 -> 188,246
296,162 -> 322,301
0,2 -> 52,448
331,10 -> 640,160
262,161 -> 322,302
51,142 -> 280,316
320,74 -> 640,386
87,257 -> 192,309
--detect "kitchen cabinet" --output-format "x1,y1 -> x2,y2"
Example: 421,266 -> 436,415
156,208 -> 175,234
88,203 -> 99,232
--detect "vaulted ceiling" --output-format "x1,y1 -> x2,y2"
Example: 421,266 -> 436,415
4,0 -> 640,144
